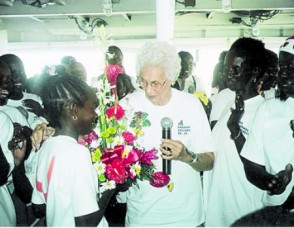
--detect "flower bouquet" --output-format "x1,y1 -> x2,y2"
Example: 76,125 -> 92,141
81,66 -> 171,193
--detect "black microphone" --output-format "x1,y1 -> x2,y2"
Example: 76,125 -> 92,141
161,117 -> 173,175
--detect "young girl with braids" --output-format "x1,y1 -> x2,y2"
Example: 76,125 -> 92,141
31,75 -> 114,226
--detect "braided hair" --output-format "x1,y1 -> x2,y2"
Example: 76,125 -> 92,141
41,75 -> 95,128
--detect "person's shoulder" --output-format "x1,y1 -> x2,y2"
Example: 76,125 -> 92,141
211,88 -> 234,103
218,88 -> 234,97
173,87 -> 193,97
0,109 -> 11,121
262,96 -> 283,107
119,89 -> 141,107
254,97 -> 282,117
173,88 -> 201,104
123,89 -> 144,100
43,136 -> 89,156
0,105 -> 28,122
23,92 -> 42,102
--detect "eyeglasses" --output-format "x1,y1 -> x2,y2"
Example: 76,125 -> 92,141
137,78 -> 167,89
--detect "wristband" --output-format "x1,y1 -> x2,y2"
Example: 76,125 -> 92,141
230,131 -> 241,140
185,149 -> 198,164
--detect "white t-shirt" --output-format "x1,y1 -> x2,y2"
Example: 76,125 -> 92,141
119,89 -> 215,226
32,136 -> 100,226
7,91 -> 47,129
263,88 -> 276,100
0,111 -> 16,226
209,88 -> 235,123
241,97 -> 294,206
203,95 -> 265,227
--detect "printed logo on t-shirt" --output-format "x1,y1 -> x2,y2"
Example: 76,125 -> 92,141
177,120 -> 191,135
239,121 -> 249,136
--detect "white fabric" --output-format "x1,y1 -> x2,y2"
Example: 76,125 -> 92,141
0,105 -> 30,128
263,88 -> 276,100
280,36 -> 294,55
0,185 -> 16,226
120,88 -> 215,227
0,111 -> 15,175
209,88 -> 235,123
7,91 -> 47,129
0,111 -> 16,226
203,95 -> 265,226
32,135 -> 100,226
241,97 -> 294,206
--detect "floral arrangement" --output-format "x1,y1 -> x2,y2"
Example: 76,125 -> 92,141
80,64 -> 171,193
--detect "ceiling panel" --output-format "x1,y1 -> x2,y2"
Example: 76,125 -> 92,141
0,0 -> 293,43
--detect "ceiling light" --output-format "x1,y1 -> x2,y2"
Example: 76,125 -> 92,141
221,0 -> 231,13
101,0 -> 113,16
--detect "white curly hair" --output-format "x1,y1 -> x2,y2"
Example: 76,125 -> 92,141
136,41 -> 181,84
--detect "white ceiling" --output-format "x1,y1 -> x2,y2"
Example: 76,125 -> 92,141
0,0 -> 293,43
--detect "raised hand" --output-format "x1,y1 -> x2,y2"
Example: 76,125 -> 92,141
267,164 -> 293,195
22,99 -> 44,117
8,123 -> 32,151
31,123 -> 55,151
8,123 -> 32,166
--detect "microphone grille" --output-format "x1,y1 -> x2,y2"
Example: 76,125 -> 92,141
161,117 -> 173,129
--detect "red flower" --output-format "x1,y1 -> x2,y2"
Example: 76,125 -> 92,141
106,104 -> 125,120
149,171 -> 170,187
140,148 -> 158,165
105,158 -> 128,184
122,148 -> 141,166
105,64 -> 124,86
78,138 -> 86,146
83,130 -> 98,143
122,131 -> 136,144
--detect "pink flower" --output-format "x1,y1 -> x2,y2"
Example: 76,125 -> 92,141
82,130 -> 98,144
105,158 -> 128,184
149,171 -> 170,187
78,138 -> 86,146
140,148 -> 158,165
106,104 -> 125,120
122,148 -> 141,166
105,64 -> 124,86
122,131 -> 136,144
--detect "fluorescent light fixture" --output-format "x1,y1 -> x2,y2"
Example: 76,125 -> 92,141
221,0 -> 231,13
101,0 -> 113,16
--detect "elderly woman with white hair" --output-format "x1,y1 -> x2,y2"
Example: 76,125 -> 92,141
118,41 -> 215,226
